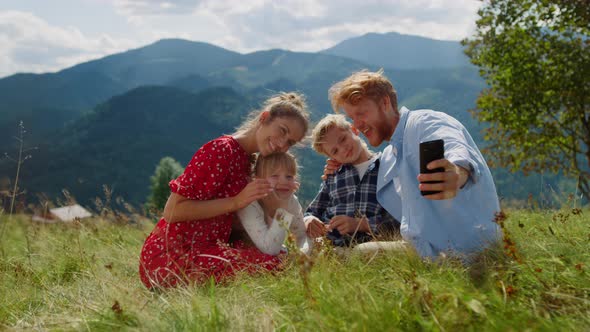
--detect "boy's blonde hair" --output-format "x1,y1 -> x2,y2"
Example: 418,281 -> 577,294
254,152 -> 299,179
311,114 -> 368,157
328,69 -> 398,114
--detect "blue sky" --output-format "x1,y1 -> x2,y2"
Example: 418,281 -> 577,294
0,0 -> 482,78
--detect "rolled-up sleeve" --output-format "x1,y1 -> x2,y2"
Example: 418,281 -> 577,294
417,112 -> 482,186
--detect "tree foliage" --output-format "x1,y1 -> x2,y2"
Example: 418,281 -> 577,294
146,157 -> 183,212
463,0 -> 590,200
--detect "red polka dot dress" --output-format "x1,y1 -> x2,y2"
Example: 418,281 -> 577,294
139,136 -> 281,288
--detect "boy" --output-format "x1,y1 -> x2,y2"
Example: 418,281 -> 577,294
305,114 -> 399,246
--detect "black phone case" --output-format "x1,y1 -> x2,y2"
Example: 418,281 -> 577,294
419,139 -> 445,196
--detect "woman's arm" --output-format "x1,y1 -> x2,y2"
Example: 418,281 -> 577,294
163,193 -> 236,223
164,179 -> 272,223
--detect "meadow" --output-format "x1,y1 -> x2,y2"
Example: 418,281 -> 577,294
0,205 -> 588,331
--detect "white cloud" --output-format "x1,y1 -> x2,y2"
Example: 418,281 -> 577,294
0,10 -> 135,77
113,0 -> 201,17
111,0 -> 482,53
1,1 -> 483,76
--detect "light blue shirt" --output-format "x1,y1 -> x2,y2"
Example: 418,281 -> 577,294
377,107 -> 501,258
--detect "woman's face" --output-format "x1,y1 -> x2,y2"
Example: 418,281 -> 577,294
262,167 -> 297,200
256,115 -> 306,156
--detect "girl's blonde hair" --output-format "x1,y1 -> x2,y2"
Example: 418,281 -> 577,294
254,152 -> 298,179
328,69 -> 398,113
235,92 -> 310,139
311,114 -> 369,156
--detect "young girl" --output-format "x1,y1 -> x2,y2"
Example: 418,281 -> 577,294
236,152 -> 310,256
139,92 -> 310,289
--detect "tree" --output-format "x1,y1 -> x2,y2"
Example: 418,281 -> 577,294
463,0 -> 590,200
146,157 -> 183,212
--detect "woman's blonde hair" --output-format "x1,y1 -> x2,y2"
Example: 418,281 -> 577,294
311,114 -> 368,156
235,92 -> 310,139
328,69 -> 398,113
253,152 -> 299,179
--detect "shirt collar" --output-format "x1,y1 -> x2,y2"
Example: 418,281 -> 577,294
378,107 -> 407,188
337,152 -> 381,174
389,106 -> 410,150
366,153 -> 381,173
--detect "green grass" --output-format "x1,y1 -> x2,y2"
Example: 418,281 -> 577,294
0,208 -> 589,331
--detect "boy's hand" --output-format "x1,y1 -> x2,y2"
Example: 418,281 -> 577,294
321,159 -> 342,180
328,215 -> 370,234
417,159 -> 469,200
305,217 -> 327,238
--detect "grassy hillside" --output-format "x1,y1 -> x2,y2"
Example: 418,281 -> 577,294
0,206 -> 588,330
7,86 -> 253,206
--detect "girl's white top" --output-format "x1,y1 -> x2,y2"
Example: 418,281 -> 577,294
237,195 -> 310,255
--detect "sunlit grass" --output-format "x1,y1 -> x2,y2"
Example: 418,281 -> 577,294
0,207 -> 589,331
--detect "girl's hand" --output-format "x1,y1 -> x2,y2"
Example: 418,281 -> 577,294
260,177 -> 298,216
233,178 -> 272,210
260,188 -> 291,214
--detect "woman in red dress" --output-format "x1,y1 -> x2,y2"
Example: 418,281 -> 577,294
139,92 -> 310,289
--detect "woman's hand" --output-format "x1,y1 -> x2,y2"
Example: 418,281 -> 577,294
321,159 -> 342,180
232,178 -> 272,210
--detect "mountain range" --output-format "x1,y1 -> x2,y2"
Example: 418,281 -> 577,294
0,32 -> 566,209
322,32 -> 469,69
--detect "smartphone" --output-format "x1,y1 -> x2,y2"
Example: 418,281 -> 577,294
419,139 -> 445,196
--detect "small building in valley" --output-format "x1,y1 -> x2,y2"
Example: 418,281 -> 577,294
32,204 -> 92,223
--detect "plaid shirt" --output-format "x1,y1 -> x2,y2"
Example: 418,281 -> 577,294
305,153 -> 399,236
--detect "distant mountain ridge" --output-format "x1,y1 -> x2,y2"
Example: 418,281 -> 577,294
0,38 -> 369,140
0,32 -> 469,120
322,32 -> 470,70
0,39 -> 241,124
